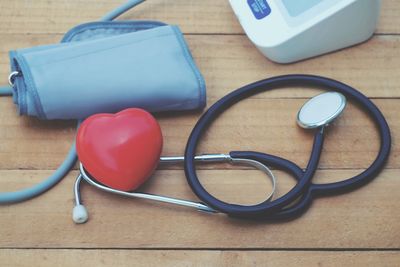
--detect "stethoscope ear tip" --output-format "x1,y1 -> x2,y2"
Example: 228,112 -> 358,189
72,204 -> 88,224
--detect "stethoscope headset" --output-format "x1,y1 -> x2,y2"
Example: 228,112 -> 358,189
72,74 -> 391,223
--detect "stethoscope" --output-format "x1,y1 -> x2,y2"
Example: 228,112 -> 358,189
72,74 -> 391,224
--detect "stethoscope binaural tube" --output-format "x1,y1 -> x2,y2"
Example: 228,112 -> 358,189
73,154 -> 277,223
184,74 -> 391,220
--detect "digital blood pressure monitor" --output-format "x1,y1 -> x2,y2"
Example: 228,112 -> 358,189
229,0 -> 381,63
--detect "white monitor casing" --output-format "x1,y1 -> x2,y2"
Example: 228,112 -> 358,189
229,0 -> 381,63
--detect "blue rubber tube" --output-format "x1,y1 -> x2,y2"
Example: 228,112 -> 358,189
0,0 -> 145,203
101,0 -> 146,21
0,86 -> 13,96
0,143 -> 78,203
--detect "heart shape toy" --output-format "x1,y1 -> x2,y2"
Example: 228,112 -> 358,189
76,108 -> 163,191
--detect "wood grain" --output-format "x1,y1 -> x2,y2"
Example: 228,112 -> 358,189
0,0 -> 398,35
0,0 -> 399,265
0,250 -> 399,267
1,34 -> 400,98
0,98 -> 397,170
0,169 -> 398,248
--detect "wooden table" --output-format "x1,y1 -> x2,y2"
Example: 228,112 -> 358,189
0,1 -> 399,266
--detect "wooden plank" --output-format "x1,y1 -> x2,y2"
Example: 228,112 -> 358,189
0,169 -> 398,248
1,35 -> 399,99
0,0 -> 398,35
187,35 -> 400,99
0,98 -> 397,170
0,250 -> 399,267
0,0 -> 397,264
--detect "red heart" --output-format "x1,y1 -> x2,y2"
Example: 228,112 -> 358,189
76,108 -> 163,191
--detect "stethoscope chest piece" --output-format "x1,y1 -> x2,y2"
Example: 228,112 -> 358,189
297,92 -> 347,129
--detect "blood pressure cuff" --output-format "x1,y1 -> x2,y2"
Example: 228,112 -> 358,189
9,21 -> 206,120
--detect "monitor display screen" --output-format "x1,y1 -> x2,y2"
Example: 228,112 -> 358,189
281,0 -> 324,17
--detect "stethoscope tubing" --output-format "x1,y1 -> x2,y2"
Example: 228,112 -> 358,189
184,74 -> 391,220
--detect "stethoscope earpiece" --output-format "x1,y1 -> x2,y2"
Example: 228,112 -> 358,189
72,175 -> 89,224
72,204 -> 89,224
